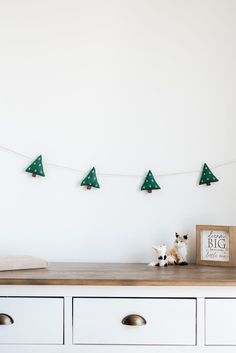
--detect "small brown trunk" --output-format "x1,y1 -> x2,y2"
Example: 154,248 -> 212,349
32,173 -> 36,177
87,185 -> 92,190
206,182 -> 211,186
147,189 -> 152,193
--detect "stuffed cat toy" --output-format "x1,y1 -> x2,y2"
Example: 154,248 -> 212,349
167,233 -> 188,265
149,245 -> 168,267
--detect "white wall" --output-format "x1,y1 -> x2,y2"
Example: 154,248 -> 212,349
0,0 -> 236,263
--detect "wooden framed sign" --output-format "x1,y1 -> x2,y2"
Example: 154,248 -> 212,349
196,225 -> 236,267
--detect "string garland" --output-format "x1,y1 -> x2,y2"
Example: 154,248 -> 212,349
1,144 -> 236,179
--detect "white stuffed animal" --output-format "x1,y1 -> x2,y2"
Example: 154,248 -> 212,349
148,245 -> 168,267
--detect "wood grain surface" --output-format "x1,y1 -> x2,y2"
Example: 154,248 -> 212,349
0,263 -> 236,286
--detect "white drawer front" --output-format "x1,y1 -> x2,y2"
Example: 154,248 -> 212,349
73,298 -> 196,345
0,297 -> 63,344
206,298 -> 236,345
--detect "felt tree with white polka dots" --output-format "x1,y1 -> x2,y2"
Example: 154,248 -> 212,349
199,163 -> 219,186
81,167 -> 100,190
141,170 -> 161,193
25,155 -> 45,177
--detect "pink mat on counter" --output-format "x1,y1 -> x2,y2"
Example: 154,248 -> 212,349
0,256 -> 48,271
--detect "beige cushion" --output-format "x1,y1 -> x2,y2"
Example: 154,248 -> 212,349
0,256 -> 48,271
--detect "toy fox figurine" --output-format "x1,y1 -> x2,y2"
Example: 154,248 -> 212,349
168,232 -> 188,265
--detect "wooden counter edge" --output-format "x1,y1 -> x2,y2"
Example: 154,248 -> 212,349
1,279 -> 236,286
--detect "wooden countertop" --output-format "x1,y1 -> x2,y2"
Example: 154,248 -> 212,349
0,263 -> 236,286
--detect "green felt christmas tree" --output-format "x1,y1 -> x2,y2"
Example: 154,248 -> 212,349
199,163 -> 219,186
81,167 -> 100,189
141,170 -> 161,193
25,155 -> 45,177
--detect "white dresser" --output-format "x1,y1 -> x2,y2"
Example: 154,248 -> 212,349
0,263 -> 235,353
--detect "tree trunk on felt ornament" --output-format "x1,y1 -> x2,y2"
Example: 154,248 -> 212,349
206,182 -> 211,186
148,189 -> 152,193
87,185 -> 92,190
32,173 -> 36,177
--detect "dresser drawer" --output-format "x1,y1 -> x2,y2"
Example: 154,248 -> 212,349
206,298 -> 236,345
0,297 -> 63,344
73,297 -> 196,345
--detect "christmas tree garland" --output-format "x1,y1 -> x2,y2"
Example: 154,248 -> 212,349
24,157 -> 220,192
1,144 -> 235,191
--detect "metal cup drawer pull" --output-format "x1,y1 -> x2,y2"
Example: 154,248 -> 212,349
0,313 -> 14,325
122,314 -> 147,326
